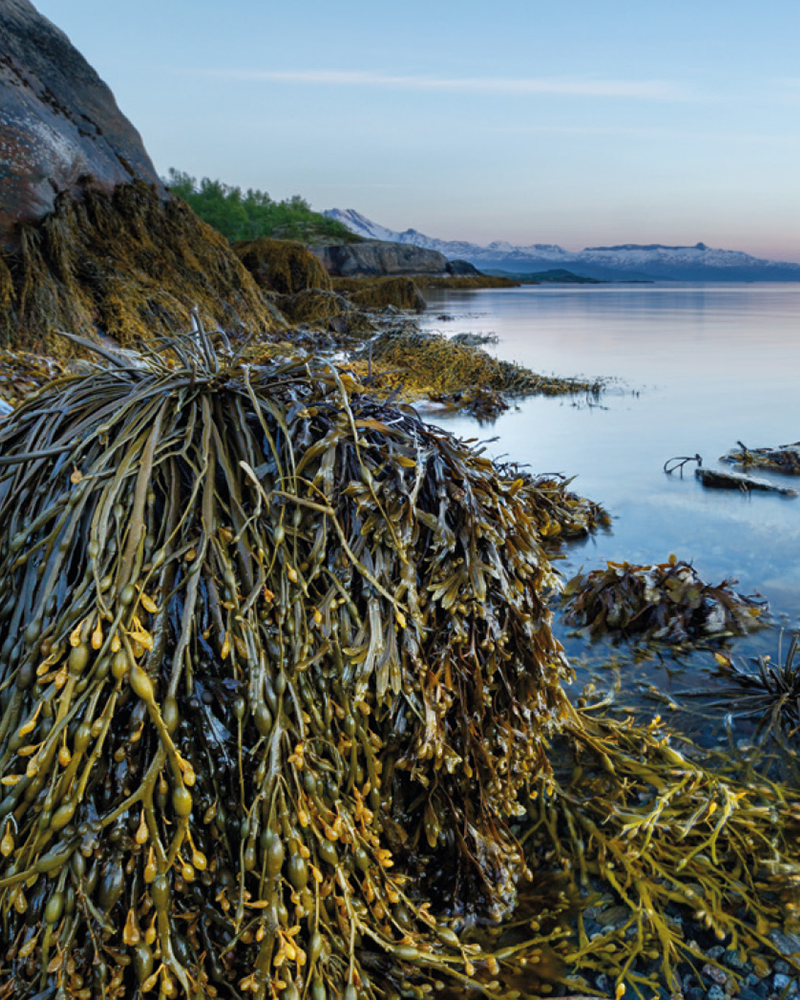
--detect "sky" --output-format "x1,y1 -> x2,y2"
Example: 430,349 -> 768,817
33,0 -> 800,262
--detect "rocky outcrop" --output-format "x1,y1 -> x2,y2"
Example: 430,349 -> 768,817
0,0 -> 165,250
233,238 -> 332,295
312,240 -> 453,277
446,258 -> 482,276
0,1 -> 281,350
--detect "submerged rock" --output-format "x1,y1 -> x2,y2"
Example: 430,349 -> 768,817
695,466 -> 797,496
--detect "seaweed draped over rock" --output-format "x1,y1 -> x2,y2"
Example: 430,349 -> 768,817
0,339 -> 571,998
0,181 -> 281,353
233,238 -> 333,296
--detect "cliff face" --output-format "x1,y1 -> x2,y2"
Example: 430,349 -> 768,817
0,0 -> 165,249
312,240 -> 454,277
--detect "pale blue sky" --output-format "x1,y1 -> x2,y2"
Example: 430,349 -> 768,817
33,0 -> 800,261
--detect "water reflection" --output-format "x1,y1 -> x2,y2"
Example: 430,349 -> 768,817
420,283 -> 800,745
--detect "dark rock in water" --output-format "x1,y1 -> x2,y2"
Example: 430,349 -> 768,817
312,240 -> 452,277
0,0 -> 164,249
446,258 -> 482,276
695,467 -> 798,496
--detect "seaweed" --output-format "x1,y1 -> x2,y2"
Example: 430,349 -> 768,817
562,556 -> 768,644
722,441 -> 800,476
352,327 -> 604,404
0,181 -> 282,354
233,239 -> 333,296
0,330 -> 571,999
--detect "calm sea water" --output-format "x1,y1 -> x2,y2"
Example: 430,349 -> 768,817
419,283 -> 800,735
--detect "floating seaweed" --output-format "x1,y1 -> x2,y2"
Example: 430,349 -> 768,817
722,440 -> 800,476
0,330 -> 573,999
685,635 -> 800,762
562,556 -> 768,644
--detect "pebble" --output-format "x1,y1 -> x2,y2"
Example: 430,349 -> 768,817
775,961 -> 791,976
738,987 -> 767,1000
769,931 -> 800,958
705,985 -> 725,1000
773,973 -> 799,996
703,963 -> 731,987
724,949 -> 749,971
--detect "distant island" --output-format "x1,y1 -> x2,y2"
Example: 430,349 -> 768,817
325,208 -> 800,283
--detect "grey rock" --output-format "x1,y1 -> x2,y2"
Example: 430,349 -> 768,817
775,962 -> 791,976
446,258 -> 481,276
769,931 -> 800,958
312,241 -> 453,277
0,0 -> 164,249
705,985 -> 725,1000
703,963 -> 731,987
738,987 -> 767,1000
723,949 -> 749,971
708,946 -> 726,960
773,973 -> 798,996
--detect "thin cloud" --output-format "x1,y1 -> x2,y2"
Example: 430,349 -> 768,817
194,68 -> 688,100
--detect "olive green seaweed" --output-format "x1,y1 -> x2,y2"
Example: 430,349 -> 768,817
0,333 -> 797,1000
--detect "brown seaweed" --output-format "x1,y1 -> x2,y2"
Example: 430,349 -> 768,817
562,557 -> 767,644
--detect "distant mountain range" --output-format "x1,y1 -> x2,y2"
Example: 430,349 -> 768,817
324,209 -> 800,282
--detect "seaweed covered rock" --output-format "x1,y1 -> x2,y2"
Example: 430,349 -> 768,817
334,276 -> 426,312
0,0 -> 165,248
0,337 -> 570,998
234,237 -> 333,295
0,181 -> 281,351
274,288 -> 352,326
562,556 -> 767,643
353,327 -> 603,402
722,440 -> 800,475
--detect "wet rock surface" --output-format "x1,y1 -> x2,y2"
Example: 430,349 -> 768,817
0,0 -> 164,249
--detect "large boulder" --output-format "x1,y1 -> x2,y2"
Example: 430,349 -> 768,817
311,239 -> 452,277
0,0 -> 280,351
0,0 -> 165,249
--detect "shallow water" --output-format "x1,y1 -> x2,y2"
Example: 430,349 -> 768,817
420,283 -> 800,740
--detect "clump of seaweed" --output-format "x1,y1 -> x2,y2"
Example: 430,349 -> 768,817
0,349 -> 70,407
722,440 -> 800,475
344,277 -> 426,314
700,634 -> 800,755
562,556 -> 767,644
530,711 -> 800,997
0,330 -> 572,999
353,327 -> 604,404
0,181 -> 282,353
233,238 -> 333,295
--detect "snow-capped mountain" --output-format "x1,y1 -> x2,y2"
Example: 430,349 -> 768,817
324,209 -> 800,282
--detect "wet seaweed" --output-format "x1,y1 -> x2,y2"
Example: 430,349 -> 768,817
0,182 -> 281,353
722,441 -> 800,476
562,557 -> 768,644
0,331 -> 571,999
352,328 -> 604,404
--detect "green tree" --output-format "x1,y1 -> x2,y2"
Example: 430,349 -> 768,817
164,169 -> 358,244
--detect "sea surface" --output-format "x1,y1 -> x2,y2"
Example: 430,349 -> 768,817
419,283 -> 800,742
